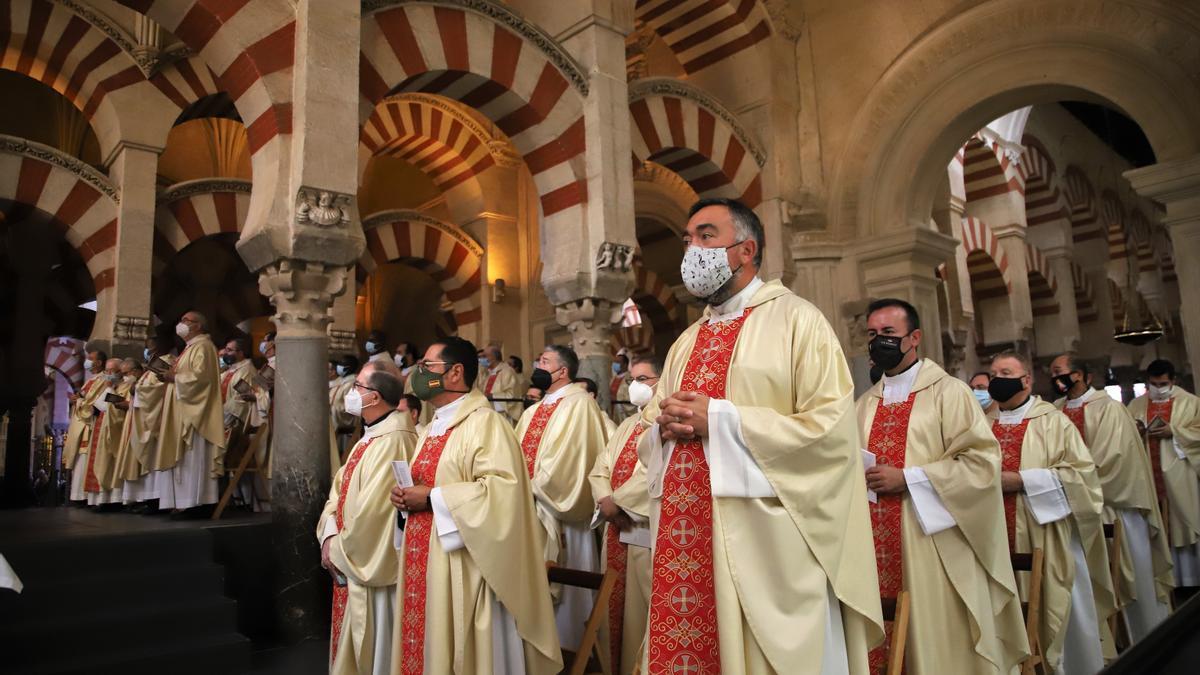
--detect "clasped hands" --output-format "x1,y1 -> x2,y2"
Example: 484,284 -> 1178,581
389,483 -> 432,512
597,496 -> 633,531
656,391 -> 711,442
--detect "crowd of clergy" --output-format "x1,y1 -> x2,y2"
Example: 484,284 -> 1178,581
60,198 -> 1199,675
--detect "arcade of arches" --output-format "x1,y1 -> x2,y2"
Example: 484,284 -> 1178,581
4,0 -> 1200,638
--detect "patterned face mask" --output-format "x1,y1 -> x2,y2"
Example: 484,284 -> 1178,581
680,242 -> 743,301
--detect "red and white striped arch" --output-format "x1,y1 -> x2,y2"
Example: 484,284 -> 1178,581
358,210 -> 484,326
360,3 -> 588,223
629,84 -> 763,207
962,135 -> 1024,203
0,138 -> 119,293
1099,190 -> 1127,261
631,263 -> 680,333
44,336 -> 86,391
1109,278 -> 1126,328
1025,243 -> 1059,317
1071,262 -> 1098,323
115,0 -> 295,156
1063,166 -> 1102,244
1126,210 -> 1156,274
147,53 -> 225,117
960,216 -> 1012,299
152,179 -> 252,276
361,97 -> 495,193
1155,231 -> 1177,283
1020,135 -> 1068,227
635,0 -> 772,75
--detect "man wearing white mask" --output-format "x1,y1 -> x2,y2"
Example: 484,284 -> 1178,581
330,354 -> 361,459
589,353 -> 660,675
63,349 -> 107,503
639,198 -> 883,674
317,362 -> 416,675
1128,359 -> 1200,590
85,358 -> 127,507
364,330 -> 392,365
155,311 -> 225,515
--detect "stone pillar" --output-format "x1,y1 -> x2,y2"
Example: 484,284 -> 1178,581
854,227 -> 961,367
1,396 -> 35,507
1126,155 -> 1200,375
992,224 -> 1035,350
1044,250 -> 1081,352
557,298 -> 623,411
98,143 -> 160,357
462,211 -> 522,352
328,273 -> 357,355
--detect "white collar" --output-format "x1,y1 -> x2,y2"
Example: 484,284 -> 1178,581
186,334 -> 206,346
997,395 -> 1038,425
361,411 -> 396,440
708,276 -> 764,323
429,394 -> 467,436
882,360 -> 922,405
1065,388 -> 1094,409
368,352 -> 390,363
543,385 -> 571,405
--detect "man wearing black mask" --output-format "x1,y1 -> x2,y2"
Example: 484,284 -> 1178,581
855,298 -> 1027,672
1049,352 -> 1172,639
987,351 -> 1110,674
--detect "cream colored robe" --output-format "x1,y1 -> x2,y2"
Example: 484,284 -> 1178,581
478,361 -> 522,423
154,335 -> 226,476
393,390 -> 562,675
990,399 -> 1114,673
857,359 -> 1029,675
62,375 -> 106,468
611,375 -> 635,423
92,377 -> 134,492
1128,388 -> 1200,554
220,359 -> 257,426
317,412 -> 417,675
1053,389 -> 1174,607
589,414 -> 652,675
639,279 -> 884,675
113,365 -> 172,483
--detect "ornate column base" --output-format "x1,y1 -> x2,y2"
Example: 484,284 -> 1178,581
556,298 -> 622,410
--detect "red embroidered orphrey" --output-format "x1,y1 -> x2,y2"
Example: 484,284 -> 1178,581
83,409 -> 106,493
606,423 -> 647,672
993,419 -> 1032,550
484,372 -> 499,396
1146,399 -> 1173,502
1063,404 -> 1087,443
329,436 -> 377,666
520,399 -> 561,478
399,431 -> 452,675
648,308 -> 753,675
866,392 -> 917,674
220,369 -> 236,401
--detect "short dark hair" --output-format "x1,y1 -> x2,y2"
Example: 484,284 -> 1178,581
338,354 -> 360,373
991,349 -> 1032,375
544,344 -> 580,380
575,377 -> 599,396
366,369 -> 404,406
508,355 -> 523,373
1061,352 -> 1090,376
867,298 -> 921,332
401,393 -> 422,416
432,336 -> 479,387
688,197 -> 765,267
1147,359 -> 1176,379
367,329 -> 386,342
631,352 -> 664,376
89,349 -> 109,363
228,337 -> 249,358
264,331 -> 277,342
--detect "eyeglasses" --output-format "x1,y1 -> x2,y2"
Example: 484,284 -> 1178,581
416,360 -> 456,373
630,375 -> 659,384
353,383 -> 378,393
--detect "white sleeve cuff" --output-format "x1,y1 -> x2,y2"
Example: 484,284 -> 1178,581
319,517 -> 338,544
1172,438 -> 1187,460
93,395 -> 110,413
1020,469 -> 1072,525
492,401 -> 505,413
430,488 -> 465,553
707,399 -> 775,498
904,466 -> 957,535
643,424 -> 672,499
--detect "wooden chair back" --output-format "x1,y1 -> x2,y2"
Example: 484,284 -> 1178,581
547,564 -> 619,675
1012,548 -> 1045,675
881,591 -> 911,675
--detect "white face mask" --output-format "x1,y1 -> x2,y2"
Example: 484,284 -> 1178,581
143,348 -> 152,362
175,321 -> 190,338
258,341 -> 268,355
393,353 -> 405,368
628,380 -> 654,408
1149,384 -> 1173,402
680,244 -> 739,300
83,359 -> 94,371
344,388 -> 364,417
365,341 -> 378,354
336,365 -> 349,377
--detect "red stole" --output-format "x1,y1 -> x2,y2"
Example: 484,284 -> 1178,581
519,399 -> 561,478
220,368 -> 236,401
484,371 -> 499,396
992,419 -> 1032,550
399,431 -> 452,675
866,392 -> 917,673
1146,399 -> 1173,502
606,423 -> 646,672
1063,403 -> 1087,443
83,409 -> 106,493
329,436 -> 378,665
647,308 -> 753,675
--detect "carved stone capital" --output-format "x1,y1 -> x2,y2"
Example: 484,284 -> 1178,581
112,315 -> 151,342
555,298 -> 623,359
295,187 -> 354,228
328,329 -> 357,353
258,260 -> 349,338
595,241 -> 635,273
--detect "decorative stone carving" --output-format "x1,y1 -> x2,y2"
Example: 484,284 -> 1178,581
596,242 -> 635,273
157,178 -> 252,205
258,260 -> 349,338
629,78 -> 767,168
0,134 -> 119,203
328,329 -> 357,353
841,299 -> 871,356
50,0 -> 185,77
361,0 -> 589,96
112,315 -> 151,342
764,0 -> 804,42
295,188 -> 353,228
556,298 -> 623,359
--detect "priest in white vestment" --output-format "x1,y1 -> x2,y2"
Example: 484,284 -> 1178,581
476,344 -> 522,423
117,336 -> 175,505
319,363 -> 417,675
641,198 -> 883,674
62,350 -> 106,503
389,337 -> 561,674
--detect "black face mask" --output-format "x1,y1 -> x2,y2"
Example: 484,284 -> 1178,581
1053,373 -> 1075,394
868,364 -> 884,385
220,354 -> 234,367
530,367 -> 554,391
988,376 -> 1025,404
868,334 -> 909,372
522,397 -> 539,410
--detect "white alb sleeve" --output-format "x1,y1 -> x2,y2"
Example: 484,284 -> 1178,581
1020,468 -> 1072,525
430,487 -> 465,553
319,517 -> 338,544
903,466 -> 957,535
706,399 -> 775,498
643,424 -> 671,499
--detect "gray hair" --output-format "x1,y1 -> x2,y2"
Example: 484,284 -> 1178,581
688,197 -> 764,267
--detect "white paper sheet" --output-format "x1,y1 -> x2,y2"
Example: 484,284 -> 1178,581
861,448 -> 877,503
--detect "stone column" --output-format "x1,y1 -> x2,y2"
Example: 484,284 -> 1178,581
462,211 -> 522,352
1126,155 -> 1200,375
992,224 -> 1035,350
854,227 -> 961,367
328,273 -> 357,356
99,143 -> 160,357
557,298 -> 623,411
1044,249 -> 1081,353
